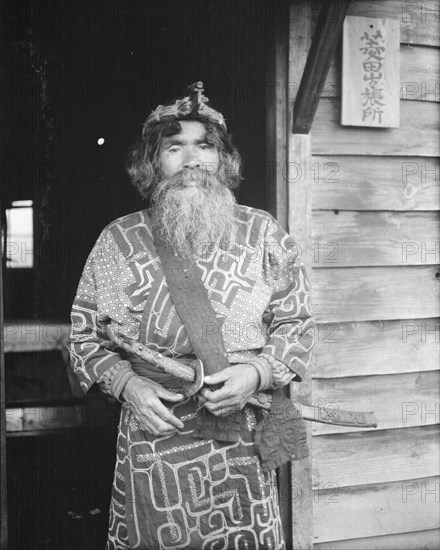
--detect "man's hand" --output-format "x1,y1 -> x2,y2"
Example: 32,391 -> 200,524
121,376 -> 185,436
200,364 -> 260,417
272,362 -> 296,386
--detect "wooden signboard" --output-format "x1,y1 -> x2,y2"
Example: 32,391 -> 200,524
342,16 -> 400,128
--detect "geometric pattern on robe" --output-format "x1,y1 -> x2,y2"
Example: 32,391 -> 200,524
70,204 -> 314,392
106,399 -> 286,550
69,204 -> 315,549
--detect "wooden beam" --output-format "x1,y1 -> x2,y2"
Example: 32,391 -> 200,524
292,0 -> 350,134
288,3 -> 315,548
265,4 -> 293,543
289,134 -> 314,550
265,1 -> 289,228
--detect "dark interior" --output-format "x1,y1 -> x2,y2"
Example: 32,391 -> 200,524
1,1 -> 282,547
2,0 -> 276,321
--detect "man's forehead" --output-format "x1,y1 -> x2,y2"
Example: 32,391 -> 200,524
161,120 -> 209,143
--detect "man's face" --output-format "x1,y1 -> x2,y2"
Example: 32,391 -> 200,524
158,120 -> 220,184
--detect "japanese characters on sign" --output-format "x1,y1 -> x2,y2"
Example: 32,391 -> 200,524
360,29 -> 386,123
342,16 -> 400,128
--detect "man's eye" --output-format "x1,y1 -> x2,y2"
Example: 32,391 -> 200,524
168,147 -> 180,153
199,143 -> 213,150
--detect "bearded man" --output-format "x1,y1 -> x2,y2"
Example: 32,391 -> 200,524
69,82 -> 314,550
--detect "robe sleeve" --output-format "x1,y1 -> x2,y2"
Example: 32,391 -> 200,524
258,216 -> 315,385
69,228 -> 130,395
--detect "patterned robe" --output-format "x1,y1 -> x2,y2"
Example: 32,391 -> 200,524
70,205 -> 314,550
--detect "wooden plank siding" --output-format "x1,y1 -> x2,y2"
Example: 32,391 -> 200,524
315,529 -> 440,550
312,211 -> 439,267
312,266 -> 440,323
324,45 -> 440,102
313,318 -> 440,378
312,100 -> 439,157
312,371 -> 440,435
302,0 -> 440,547
313,476 -> 440,543
312,156 -> 440,211
347,0 -> 440,47
313,426 -> 440,487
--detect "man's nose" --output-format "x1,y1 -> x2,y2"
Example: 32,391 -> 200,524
182,149 -> 201,169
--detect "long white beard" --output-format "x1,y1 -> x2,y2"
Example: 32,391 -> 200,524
151,168 -> 236,259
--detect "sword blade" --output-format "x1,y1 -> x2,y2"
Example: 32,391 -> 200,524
105,325 -> 378,428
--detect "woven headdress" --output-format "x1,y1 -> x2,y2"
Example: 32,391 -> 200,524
142,81 -> 227,139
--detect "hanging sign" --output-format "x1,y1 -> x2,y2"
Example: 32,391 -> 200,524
342,16 -> 400,128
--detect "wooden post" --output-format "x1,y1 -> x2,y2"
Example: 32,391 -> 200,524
288,134 -> 314,550
269,2 -> 350,546
288,3 -> 314,549
265,1 -> 289,228
264,3 -> 293,545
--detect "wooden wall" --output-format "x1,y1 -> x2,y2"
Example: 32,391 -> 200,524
307,1 -> 439,547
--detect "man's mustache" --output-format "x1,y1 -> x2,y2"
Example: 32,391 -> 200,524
165,167 -> 216,188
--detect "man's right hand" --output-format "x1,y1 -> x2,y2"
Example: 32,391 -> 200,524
121,376 -> 185,436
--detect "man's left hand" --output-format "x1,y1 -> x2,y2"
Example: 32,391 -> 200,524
200,364 -> 260,416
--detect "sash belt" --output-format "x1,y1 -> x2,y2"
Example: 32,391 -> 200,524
153,231 -> 309,471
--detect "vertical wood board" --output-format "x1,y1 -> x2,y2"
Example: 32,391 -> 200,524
265,2 -> 288,227
288,3 -> 314,542
288,133 -> 313,550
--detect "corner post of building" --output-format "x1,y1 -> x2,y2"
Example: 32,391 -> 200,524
287,1 -> 350,548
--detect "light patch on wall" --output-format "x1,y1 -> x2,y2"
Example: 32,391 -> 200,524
5,200 -> 34,268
